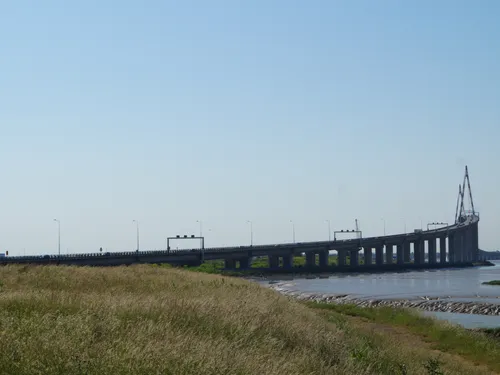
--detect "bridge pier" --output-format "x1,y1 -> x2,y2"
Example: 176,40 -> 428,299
458,232 -> 466,262
460,231 -> 467,262
467,225 -> 478,262
403,241 -> 411,263
238,257 -> 251,269
473,224 -> 479,261
448,234 -> 456,263
462,231 -> 468,262
456,232 -> 465,262
364,246 -> 372,265
337,251 -> 346,267
318,251 -> 329,267
385,244 -> 394,264
375,246 -> 384,266
282,255 -> 294,268
440,237 -> 447,263
470,227 -> 475,262
350,250 -> 359,267
414,239 -> 424,264
466,233 -> 471,262
464,231 -> 470,261
396,244 -> 404,265
453,233 -> 460,262
428,238 -> 436,264
470,226 -> 478,262
305,252 -> 316,267
268,255 -> 279,268
461,231 -> 467,262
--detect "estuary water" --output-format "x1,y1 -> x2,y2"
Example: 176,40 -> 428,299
268,261 -> 500,328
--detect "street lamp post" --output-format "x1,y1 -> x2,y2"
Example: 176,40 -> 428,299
247,220 -> 253,246
202,228 -> 212,249
53,219 -> 60,256
132,220 -> 139,252
325,219 -> 331,241
290,220 -> 295,243
196,220 -> 203,237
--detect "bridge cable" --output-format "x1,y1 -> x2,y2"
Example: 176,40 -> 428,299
465,166 -> 476,215
454,184 -> 462,224
458,168 -> 467,220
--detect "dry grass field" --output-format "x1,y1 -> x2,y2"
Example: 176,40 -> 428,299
0,265 -> 498,374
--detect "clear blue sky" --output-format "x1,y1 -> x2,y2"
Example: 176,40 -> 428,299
0,0 -> 499,255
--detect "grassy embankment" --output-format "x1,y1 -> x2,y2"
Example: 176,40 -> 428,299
0,265 -> 499,374
483,280 -> 500,286
308,302 -> 500,373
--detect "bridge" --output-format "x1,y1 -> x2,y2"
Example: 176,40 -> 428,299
0,167 -> 485,270
480,249 -> 500,261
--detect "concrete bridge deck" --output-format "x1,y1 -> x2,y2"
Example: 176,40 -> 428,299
0,215 -> 481,269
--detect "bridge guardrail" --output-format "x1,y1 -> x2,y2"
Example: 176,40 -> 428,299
0,215 -> 478,264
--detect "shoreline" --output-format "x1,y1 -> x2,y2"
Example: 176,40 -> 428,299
221,260 -> 495,278
224,261 -> 490,276
266,282 -> 500,317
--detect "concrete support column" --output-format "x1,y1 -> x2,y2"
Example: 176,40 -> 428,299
461,231 -> 467,262
460,231 -> 467,262
318,250 -> 329,267
475,224 -> 480,261
455,232 -> 463,263
396,244 -> 404,265
268,255 -> 279,268
440,237 -> 447,264
350,250 -> 359,267
305,252 -> 316,267
463,231 -> 468,262
403,242 -> 411,263
414,239 -> 423,264
469,226 -> 478,262
474,224 -> 479,262
337,251 -> 346,267
364,246 -> 372,266
375,246 -> 384,266
282,255 -> 293,268
460,231 -> 466,262
238,257 -> 251,269
428,238 -> 437,264
224,259 -> 236,269
464,229 -> 472,262
470,226 -> 476,262
468,225 -> 478,262
385,244 -> 394,264
448,234 -> 455,263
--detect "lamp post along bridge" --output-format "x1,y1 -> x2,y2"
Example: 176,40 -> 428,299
1,166 -> 484,269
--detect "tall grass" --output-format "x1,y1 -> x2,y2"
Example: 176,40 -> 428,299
0,265 -> 348,374
0,265 -> 495,374
309,302 -> 500,373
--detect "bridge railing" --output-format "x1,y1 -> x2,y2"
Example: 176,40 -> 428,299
0,218 -> 477,263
